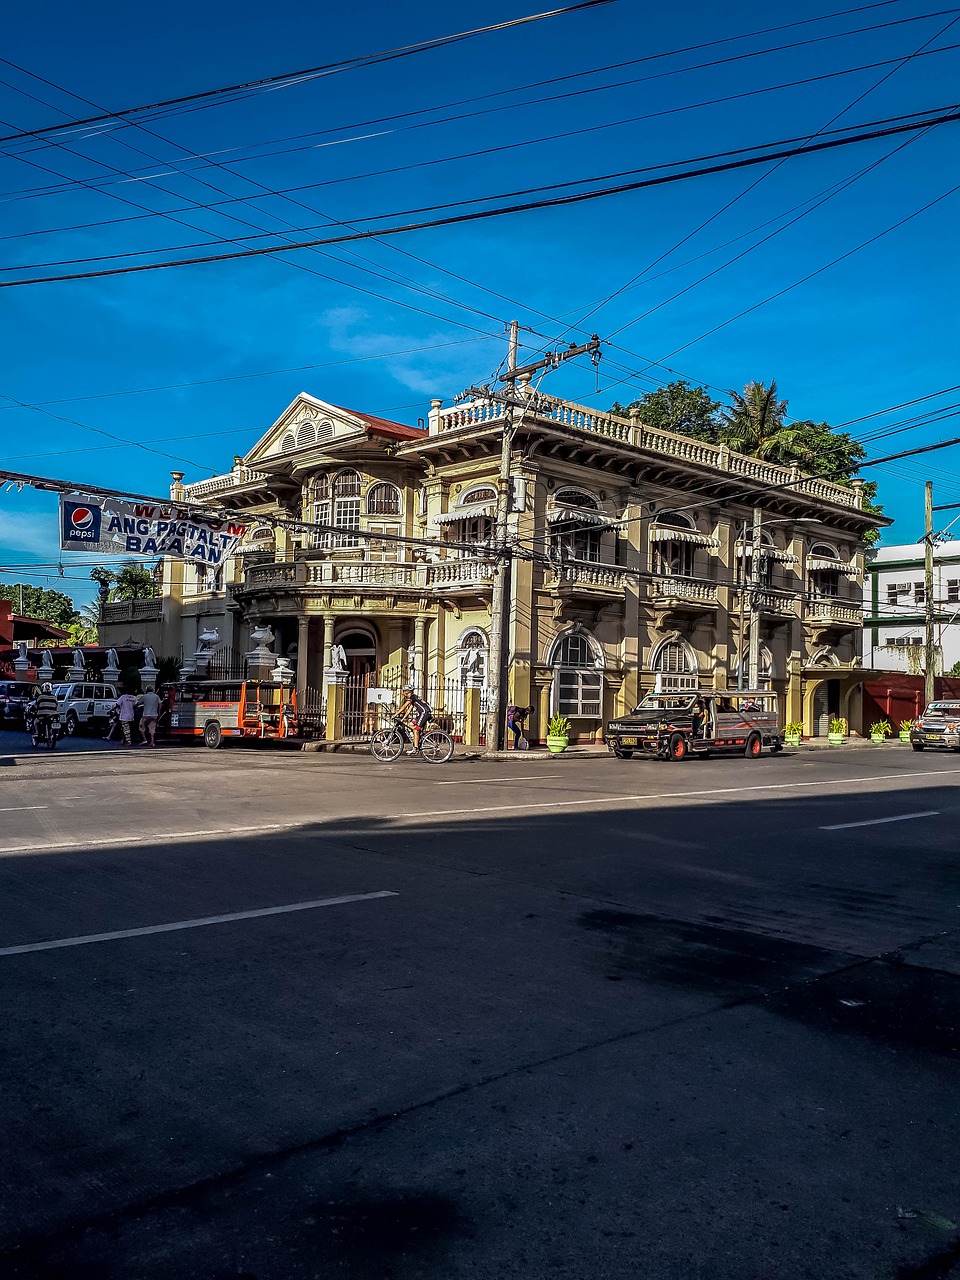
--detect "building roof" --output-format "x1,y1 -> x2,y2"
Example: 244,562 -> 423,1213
331,405 -> 425,441
867,540 -> 960,567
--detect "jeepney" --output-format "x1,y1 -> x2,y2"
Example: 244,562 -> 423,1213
909,700 -> 960,752
605,689 -> 782,762
165,679 -> 322,749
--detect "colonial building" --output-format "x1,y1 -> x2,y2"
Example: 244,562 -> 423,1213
100,387 -> 885,740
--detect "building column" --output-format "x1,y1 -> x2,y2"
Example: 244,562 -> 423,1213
414,616 -> 427,695
296,615 -> 310,699
322,614 -> 335,674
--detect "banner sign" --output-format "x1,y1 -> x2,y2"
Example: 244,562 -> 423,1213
60,493 -> 247,564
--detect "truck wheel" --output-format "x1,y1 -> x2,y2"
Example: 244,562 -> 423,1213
64,711 -> 79,736
611,746 -> 634,760
745,734 -> 762,759
203,721 -> 223,749
911,742 -> 924,752
668,733 -> 688,762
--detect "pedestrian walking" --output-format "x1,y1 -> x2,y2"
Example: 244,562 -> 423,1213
114,691 -> 139,746
139,689 -> 162,747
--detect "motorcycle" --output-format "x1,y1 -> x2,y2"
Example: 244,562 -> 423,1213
29,713 -> 61,751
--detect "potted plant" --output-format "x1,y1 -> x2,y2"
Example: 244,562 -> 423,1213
869,719 -> 893,744
899,719 -> 914,742
783,720 -> 802,747
828,716 -> 847,746
546,713 -> 571,753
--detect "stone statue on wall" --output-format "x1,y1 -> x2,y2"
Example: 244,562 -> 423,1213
143,646 -> 157,670
38,649 -> 55,678
330,643 -> 348,672
198,626 -> 220,650
106,648 -> 120,671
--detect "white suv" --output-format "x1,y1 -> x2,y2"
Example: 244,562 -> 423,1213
53,682 -> 119,736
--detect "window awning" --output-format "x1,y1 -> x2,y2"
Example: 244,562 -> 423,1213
734,542 -> 800,565
547,506 -> 619,527
808,557 -> 861,577
650,526 -> 720,548
432,503 -> 496,526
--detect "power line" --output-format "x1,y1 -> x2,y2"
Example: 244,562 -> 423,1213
3,106 -> 958,290
0,1 -> 615,146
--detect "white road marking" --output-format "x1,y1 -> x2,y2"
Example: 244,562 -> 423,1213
0,821 -> 302,856
436,774 -> 564,786
0,891 -> 398,958
0,806 -> 47,812
394,768 -> 960,819
820,810 -> 940,831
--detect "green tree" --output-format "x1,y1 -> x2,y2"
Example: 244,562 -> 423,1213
67,601 -> 101,647
111,560 -> 159,600
718,380 -> 813,464
611,380 -> 721,442
0,583 -> 78,629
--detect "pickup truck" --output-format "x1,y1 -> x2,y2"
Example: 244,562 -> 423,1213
909,701 -> 960,752
605,689 -> 783,762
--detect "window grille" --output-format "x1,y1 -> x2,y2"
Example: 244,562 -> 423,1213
367,483 -> 401,516
653,640 -> 693,675
552,633 -> 602,718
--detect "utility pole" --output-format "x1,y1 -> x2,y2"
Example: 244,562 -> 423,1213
925,480 -> 936,706
459,323 -> 601,751
748,506 -> 763,690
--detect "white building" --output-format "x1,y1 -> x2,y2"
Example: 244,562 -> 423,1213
864,540 -> 960,674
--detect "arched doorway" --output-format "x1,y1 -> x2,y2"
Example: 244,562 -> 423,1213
336,627 -> 377,680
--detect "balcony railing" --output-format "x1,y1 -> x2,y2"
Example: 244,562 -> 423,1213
434,392 -> 861,509
650,576 -> 719,605
182,466 -> 270,498
242,556 -> 496,594
807,599 -> 861,626
548,563 -> 629,592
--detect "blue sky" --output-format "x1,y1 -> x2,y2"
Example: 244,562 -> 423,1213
1,0 -> 958,606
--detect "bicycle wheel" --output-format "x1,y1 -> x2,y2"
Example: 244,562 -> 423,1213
420,728 -> 454,764
370,728 -> 404,762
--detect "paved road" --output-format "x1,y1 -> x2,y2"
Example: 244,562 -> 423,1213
0,743 -> 957,1278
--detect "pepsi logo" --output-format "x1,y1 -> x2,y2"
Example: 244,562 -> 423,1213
70,508 -> 95,530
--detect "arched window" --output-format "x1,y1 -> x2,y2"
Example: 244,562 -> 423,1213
551,630 -> 603,719
738,644 -> 774,689
808,543 -> 841,599
650,512 -> 702,579
281,432 -> 296,452
550,489 -> 604,564
457,628 -> 488,684
460,485 -> 497,506
310,473 -> 332,548
316,419 -> 334,442
332,470 -> 362,548
296,421 -> 316,448
367,482 -> 401,516
650,636 -> 699,690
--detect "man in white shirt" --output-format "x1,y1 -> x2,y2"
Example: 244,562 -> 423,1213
139,689 -> 162,747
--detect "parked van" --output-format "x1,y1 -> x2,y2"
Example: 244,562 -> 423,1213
53,682 -> 119,736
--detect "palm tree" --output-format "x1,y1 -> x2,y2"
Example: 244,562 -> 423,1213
720,381 -> 809,467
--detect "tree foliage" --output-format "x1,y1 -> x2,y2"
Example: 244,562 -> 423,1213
0,582 -> 78,629
89,560 -> 160,604
613,379 -> 883,541
611,381 -> 721,442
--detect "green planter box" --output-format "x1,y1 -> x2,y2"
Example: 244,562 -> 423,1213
545,735 -> 569,754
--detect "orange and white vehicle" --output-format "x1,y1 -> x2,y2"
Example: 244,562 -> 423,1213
165,679 -> 320,748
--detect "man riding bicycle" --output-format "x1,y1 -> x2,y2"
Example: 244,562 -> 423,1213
27,682 -> 60,744
397,683 -> 431,755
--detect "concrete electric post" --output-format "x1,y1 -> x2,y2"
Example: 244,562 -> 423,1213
924,481 -> 936,707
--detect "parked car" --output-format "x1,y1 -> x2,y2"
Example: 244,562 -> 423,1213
0,680 -> 36,727
909,701 -> 960,752
52,682 -> 119,735
605,689 -> 782,761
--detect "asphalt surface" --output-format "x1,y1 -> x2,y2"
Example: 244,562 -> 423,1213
0,734 -> 957,1279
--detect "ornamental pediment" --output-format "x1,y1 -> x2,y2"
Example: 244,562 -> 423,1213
245,394 -> 366,465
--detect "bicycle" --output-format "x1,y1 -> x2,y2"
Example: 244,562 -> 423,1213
370,715 -> 454,764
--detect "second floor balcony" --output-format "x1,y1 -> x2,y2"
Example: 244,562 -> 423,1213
239,554 -> 496,599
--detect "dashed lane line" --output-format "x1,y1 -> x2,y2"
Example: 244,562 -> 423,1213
394,768 -> 960,819
436,774 -> 564,786
0,821 -> 302,855
0,805 -> 48,812
820,810 -> 940,830
0,891 -> 399,958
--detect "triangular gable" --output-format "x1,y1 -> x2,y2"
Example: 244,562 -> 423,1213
245,393 -> 369,465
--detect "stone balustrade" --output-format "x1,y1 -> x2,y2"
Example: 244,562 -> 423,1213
436,392 -> 860,509
650,576 -> 719,604
183,466 -> 270,498
549,563 -> 629,590
808,599 -> 861,625
100,598 -> 162,622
